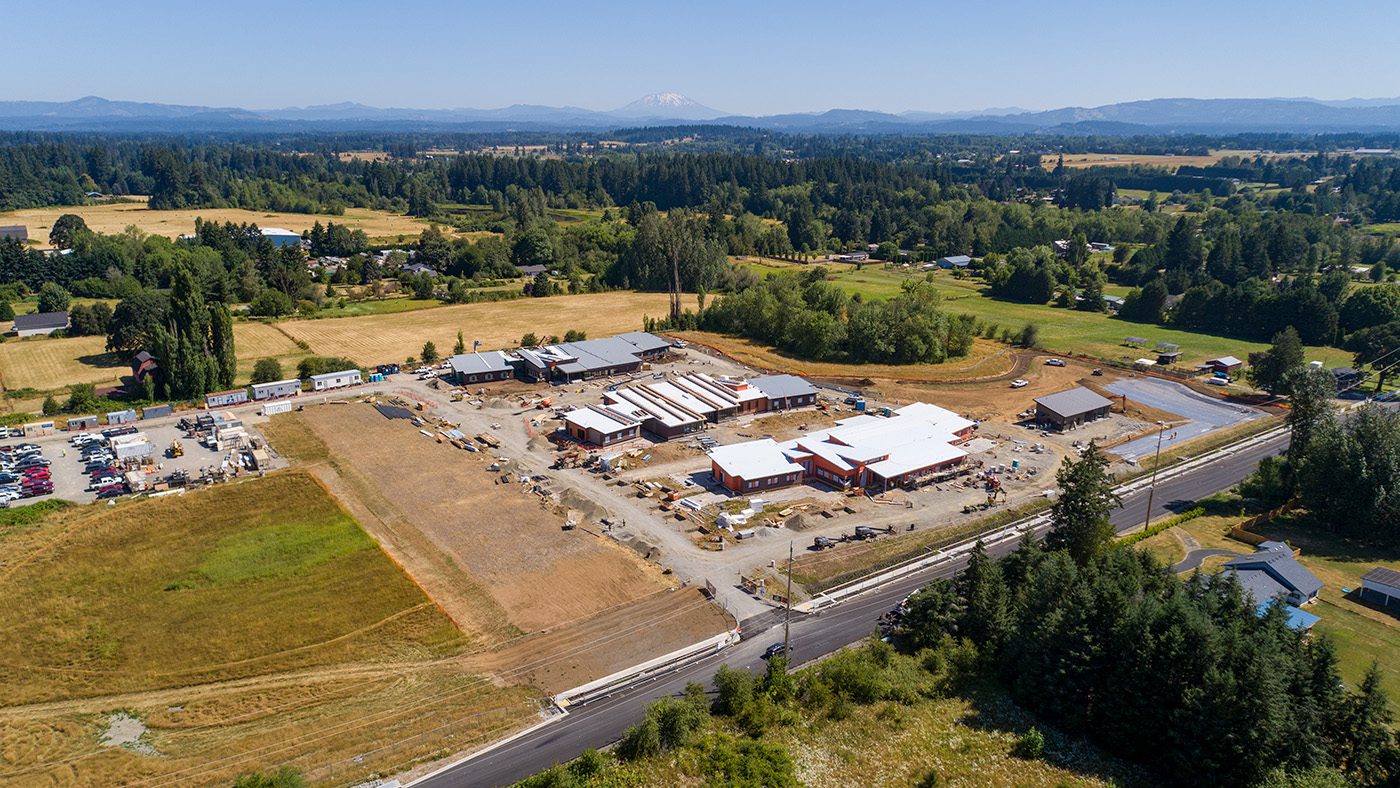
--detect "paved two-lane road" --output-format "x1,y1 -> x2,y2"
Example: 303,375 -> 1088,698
413,431 -> 1288,788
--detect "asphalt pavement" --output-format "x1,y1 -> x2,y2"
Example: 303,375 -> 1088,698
411,430 -> 1290,788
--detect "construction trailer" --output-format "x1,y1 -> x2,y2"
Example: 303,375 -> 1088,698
250,378 -> 302,401
205,389 -> 249,409
106,408 -> 138,425
310,369 -> 363,391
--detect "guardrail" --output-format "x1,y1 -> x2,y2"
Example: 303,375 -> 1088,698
553,628 -> 740,709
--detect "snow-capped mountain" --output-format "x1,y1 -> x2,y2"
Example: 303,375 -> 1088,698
610,92 -> 725,120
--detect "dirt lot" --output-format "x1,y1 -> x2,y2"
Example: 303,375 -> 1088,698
284,402 -> 715,633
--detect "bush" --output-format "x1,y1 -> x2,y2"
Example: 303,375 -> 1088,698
1118,506 -> 1205,547
232,766 -> 307,788
1013,726 -> 1046,759
251,289 -> 294,318
251,358 -> 285,384
615,715 -> 661,761
712,664 -> 755,716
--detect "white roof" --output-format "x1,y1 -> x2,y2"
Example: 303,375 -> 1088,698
775,400 -> 972,479
260,227 -> 300,236
604,386 -> 704,429
1208,356 -> 1244,366
310,369 -> 360,382
251,378 -> 301,390
709,439 -> 805,480
563,406 -> 637,435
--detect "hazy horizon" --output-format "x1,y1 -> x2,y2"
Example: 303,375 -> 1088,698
7,0 -> 1400,115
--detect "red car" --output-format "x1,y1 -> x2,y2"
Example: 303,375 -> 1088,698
22,468 -> 51,480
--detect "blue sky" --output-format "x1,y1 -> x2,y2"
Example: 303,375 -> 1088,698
9,0 -> 1400,114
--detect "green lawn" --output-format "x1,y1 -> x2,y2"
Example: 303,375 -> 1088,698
754,264 -> 1352,369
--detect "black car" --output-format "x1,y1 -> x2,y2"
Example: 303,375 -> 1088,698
762,643 -> 788,660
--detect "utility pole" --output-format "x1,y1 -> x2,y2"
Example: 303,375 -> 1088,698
1141,421 -> 1167,534
783,540 -> 794,656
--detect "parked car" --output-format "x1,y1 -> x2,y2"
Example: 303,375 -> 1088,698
762,643 -> 788,660
1206,377 -> 1229,386
1045,358 -> 1067,367
96,487 -> 126,500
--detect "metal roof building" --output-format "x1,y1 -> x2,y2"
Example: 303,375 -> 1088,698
1034,387 -> 1114,431
749,374 -> 819,409
1360,566 -> 1400,609
448,351 -> 515,384
562,405 -> 642,446
12,311 -> 69,337
1224,541 -> 1323,607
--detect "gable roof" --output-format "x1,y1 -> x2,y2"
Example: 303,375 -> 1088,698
1224,543 -> 1323,598
1034,387 -> 1113,419
449,350 -> 514,377
1206,356 -> 1244,367
709,439 -> 805,481
1362,566 -> 1400,589
750,374 -> 818,400
12,311 -> 68,331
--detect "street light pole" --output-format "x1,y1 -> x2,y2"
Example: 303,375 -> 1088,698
1141,421 -> 1167,534
783,540 -> 794,656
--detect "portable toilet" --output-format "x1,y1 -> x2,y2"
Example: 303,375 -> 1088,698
854,399 -> 867,412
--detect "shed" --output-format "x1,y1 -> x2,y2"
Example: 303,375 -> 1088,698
12,311 -> 69,337
1204,356 -> 1244,374
1034,387 -> 1114,431
1360,567 -> 1400,609
205,388 -> 249,408
141,404 -> 173,420
250,378 -> 302,401
0,225 -> 27,241
310,369 -> 363,391
936,255 -> 972,269
66,415 -> 99,431
1156,350 -> 1182,365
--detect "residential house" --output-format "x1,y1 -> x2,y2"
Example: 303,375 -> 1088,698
12,311 -> 69,337
1224,541 -> 1323,607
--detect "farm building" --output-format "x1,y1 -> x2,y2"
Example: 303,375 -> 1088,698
708,402 -> 974,494
12,311 -> 69,337
562,405 -> 642,446
130,350 -> 158,382
0,225 -> 27,241
448,351 -> 515,385
141,404 -> 173,419
749,375 -> 819,410
1360,567 -> 1400,609
516,333 -> 668,383
833,252 -> 869,263
1224,541 -> 1323,607
709,439 -> 806,493
515,264 -> 549,276
67,415 -> 99,431
106,409 -> 138,424
310,369 -> 363,391
260,227 -> 303,248
205,388 -> 250,408
1203,356 -> 1244,374
1034,387 -> 1114,431
402,262 -> 437,277
251,378 -> 302,401
936,254 -> 972,269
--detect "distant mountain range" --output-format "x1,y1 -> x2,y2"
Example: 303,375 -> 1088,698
8,94 -> 1400,134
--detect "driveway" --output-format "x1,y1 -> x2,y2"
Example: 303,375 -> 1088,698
1106,378 -> 1263,460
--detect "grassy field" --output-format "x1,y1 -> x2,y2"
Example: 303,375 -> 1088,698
0,197 -> 450,247
738,261 -> 1350,369
1136,507 -> 1400,704
675,332 -> 1018,382
1039,152 -> 1236,171
0,291 -> 670,396
0,470 -> 541,786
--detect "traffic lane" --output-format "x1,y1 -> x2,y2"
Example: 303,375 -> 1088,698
1110,434 -> 1286,529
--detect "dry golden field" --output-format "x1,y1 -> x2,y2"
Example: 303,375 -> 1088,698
0,197 -> 445,247
1039,152 -> 1231,171
673,331 -> 1019,383
275,291 -> 672,365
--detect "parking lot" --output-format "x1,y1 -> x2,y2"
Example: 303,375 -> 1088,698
1105,378 -> 1263,459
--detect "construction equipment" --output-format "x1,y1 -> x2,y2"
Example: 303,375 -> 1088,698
168,438 -> 184,458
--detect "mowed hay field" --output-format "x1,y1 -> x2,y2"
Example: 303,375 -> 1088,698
0,197 -> 446,248
277,290 -> 673,365
674,332 -> 1018,383
1038,152 -> 1234,171
0,471 -> 537,786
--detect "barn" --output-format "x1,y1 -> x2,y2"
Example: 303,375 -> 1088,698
12,311 -> 69,337
1034,387 -> 1114,431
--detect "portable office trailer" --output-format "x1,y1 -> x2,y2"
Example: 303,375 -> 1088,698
66,415 -> 99,430
250,378 -> 302,401
205,389 -> 250,408
106,409 -> 138,424
310,369 -> 363,391
141,404 -> 174,419
261,400 -> 294,416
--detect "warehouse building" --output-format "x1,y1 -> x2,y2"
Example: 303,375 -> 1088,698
709,402 -> 975,494
260,227 -> 304,248
561,405 -> 643,446
749,374 -> 819,410
448,351 -> 516,385
311,369 -> 363,391
515,332 -> 670,383
251,378 -> 302,401
1034,387 -> 1114,431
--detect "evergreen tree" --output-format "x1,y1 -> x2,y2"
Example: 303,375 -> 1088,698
1339,664 -> 1400,785
1248,326 -> 1305,394
953,541 -> 1011,650
453,330 -> 466,356
421,340 -> 439,364
209,301 -> 236,388
1046,442 -> 1120,565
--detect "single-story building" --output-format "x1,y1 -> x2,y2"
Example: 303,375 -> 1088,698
260,227 -> 304,248
251,378 -> 302,401
310,369 -> 363,391
0,225 -> 28,241
205,388 -> 250,409
448,351 -> 516,385
141,404 -> 173,419
602,385 -> 706,438
106,409 -> 138,424
1034,387 -> 1114,431
1203,356 -> 1244,375
1331,367 -> 1365,391
1224,541 -> 1323,607
12,311 -> 69,337
562,405 -> 642,446
515,264 -> 549,277
1103,294 -> 1125,312
709,438 -> 806,493
749,374 -> 819,410
936,254 -> 972,269
67,415 -> 99,431
517,333 -> 668,383
833,252 -> 869,264
131,350 -> 158,382
1360,566 -> 1400,609
403,262 -> 438,277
